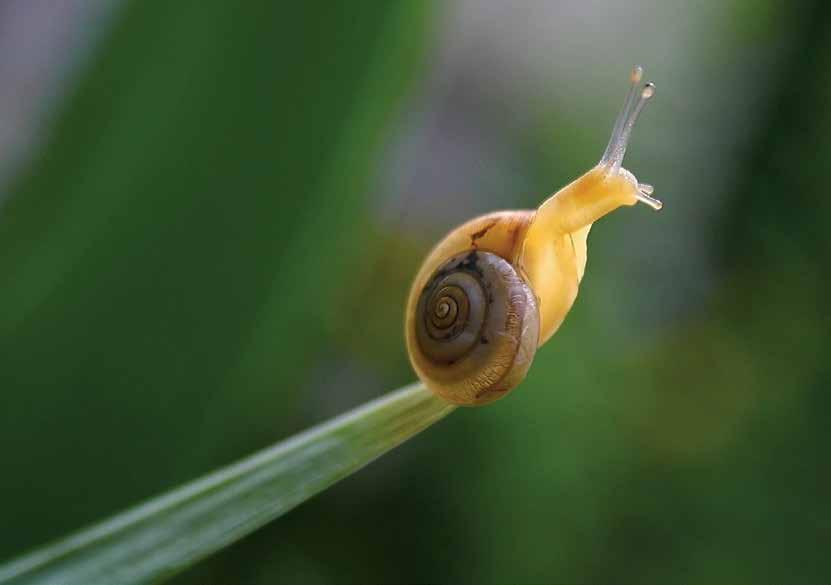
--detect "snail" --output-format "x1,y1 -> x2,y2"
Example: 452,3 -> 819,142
405,66 -> 661,406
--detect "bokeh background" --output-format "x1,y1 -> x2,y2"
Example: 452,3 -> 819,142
1,1 -> 829,583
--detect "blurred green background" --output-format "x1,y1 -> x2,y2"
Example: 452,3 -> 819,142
1,0 -> 829,583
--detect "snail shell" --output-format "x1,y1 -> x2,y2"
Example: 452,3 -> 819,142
407,249 -> 539,406
405,211 -> 541,406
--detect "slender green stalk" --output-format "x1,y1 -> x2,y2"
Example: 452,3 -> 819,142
0,382 -> 454,585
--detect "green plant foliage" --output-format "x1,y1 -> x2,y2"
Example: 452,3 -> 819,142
0,0 -> 434,580
0,383 -> 452,584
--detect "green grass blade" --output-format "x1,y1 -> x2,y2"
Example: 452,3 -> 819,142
0,383 -> 454,585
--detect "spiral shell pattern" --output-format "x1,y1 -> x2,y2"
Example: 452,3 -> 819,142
408,250 -> 540,406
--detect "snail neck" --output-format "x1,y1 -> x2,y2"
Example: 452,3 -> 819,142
538,165 -> 639,236
515,165 -> 639,345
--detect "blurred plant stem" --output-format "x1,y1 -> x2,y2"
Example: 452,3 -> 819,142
0,383 -> 453,585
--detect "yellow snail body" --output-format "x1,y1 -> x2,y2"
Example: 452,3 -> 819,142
406,67 -> 661,406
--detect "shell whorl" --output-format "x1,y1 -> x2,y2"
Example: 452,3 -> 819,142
408,250 -> 539,406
